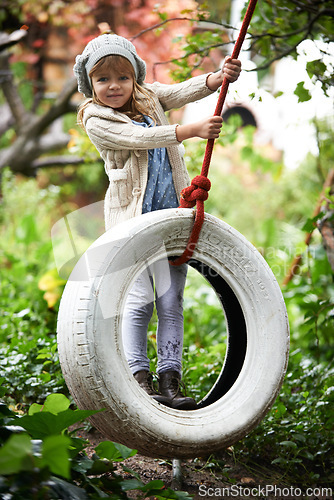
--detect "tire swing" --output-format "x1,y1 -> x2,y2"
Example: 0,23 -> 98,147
57,0 -> 290,459
57,209 -> 289,458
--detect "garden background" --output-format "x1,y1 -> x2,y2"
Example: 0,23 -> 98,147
0,1 -> 333,498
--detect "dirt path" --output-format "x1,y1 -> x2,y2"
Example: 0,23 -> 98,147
82,428 -> 330,500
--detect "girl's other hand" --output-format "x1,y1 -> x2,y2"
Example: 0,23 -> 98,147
194,116 -> 223,139
176,116 -> 223,142
206,57 -> 241,91
222,56 -> 242,83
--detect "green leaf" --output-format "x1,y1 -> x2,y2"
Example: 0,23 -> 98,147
17,409 -> 100,439
41,434 -> 71,478
301,212 -> 325,232
274,401 -> 287,418
121,478 -> 145,491
0,402 -> 16,418
15,213 -> 38,245
29,393 -> 70,415
44,476 -> 90,499
142,484 -> 193,499
301,450 -> 315,461
29,403 -> 44,415
157,11 -> 168,21
95,441 -> 137,462
72,456 -> 94,474
293,433 -> 306,443
294,81 -> 312,103
114,442 -> 137,459
0,377 -> 6,398
306,59 -> 327,80
0,433 -> 33,475
120,478 -> 189,499
279,440 -> 298,448
141,479 -> 165,491
271,457 -> 286,465
86,458 -> 114,475
43,393 -> 71,414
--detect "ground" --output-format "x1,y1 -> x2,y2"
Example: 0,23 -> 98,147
80,427 -> 329,500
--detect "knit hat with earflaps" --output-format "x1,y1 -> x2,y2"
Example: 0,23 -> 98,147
73,34 -> 146,98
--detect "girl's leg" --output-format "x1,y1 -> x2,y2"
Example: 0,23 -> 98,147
122,267 -> 154,374
153,261 -> 188,375
154,261 -> 197,410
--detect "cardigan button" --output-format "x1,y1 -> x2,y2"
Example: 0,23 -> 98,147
132,187 -> 141,197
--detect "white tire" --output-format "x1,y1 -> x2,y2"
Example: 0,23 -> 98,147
57,208 -> 289,458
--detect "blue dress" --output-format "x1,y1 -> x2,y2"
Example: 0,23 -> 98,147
132,116 -> 179,214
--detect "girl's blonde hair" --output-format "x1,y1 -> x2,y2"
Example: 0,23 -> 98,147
77,55 -> 156,128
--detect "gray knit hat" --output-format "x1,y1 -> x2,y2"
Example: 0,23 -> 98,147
73,34 -> 146,97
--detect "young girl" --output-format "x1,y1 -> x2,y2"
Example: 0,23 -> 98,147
74,33 -> 241,410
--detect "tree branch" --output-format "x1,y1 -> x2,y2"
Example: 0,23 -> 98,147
151,38 -> 236,78
28,78 -> 78,138
282,169 -> 334,286
0,103 -> 15,135
130,17 -> 234,41
0,75 -> 79,175
0,52 -> 32,132
31,155 -> 98,170
318,212 -> 334,272
249,6 -> 334,72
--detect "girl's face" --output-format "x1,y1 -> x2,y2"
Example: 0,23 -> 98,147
91,65 -> 134,111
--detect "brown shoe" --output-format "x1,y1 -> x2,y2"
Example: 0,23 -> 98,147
158,370 -> 197,410
134,370 -> 172,406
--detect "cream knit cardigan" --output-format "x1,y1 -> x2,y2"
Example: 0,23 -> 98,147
82,73 -> 215,230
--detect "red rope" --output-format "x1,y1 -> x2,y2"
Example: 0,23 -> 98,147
171,0 -> 258,266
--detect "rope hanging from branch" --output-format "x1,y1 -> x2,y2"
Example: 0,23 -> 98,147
171,0 -> 258,266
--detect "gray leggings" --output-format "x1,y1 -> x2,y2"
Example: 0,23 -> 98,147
122,259 -> 187,375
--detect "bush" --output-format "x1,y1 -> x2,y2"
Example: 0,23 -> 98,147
233,351 -> 334,486
0,393 -> 192,499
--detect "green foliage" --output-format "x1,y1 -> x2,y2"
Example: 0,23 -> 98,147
283,244 -> 334,361
0,393 -> 192,499
170,29 -> 227,81
234,351 -> 334,486
166,0 -> 333,99
179,122 -> 333,486
0,167 -> 194,499
294,82 -> 312,103
0,171 -> 66,405
182,240 -> 333,488
184,137 -> 313,283
247,0 -> 334,95
1,112 -> 333,493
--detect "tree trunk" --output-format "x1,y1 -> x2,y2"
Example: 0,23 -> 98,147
0,48 -> 81,177
282,169 -> 334,285
317,170 -> 334,272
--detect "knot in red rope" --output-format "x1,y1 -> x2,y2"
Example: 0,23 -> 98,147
179,175 -> 211,209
